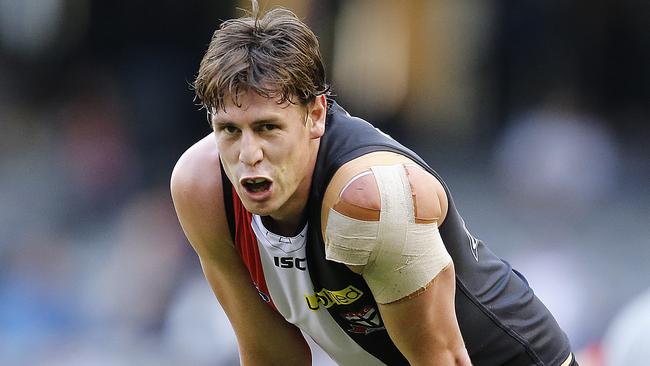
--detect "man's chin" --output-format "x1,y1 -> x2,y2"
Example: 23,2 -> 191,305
240,200 -> 275,216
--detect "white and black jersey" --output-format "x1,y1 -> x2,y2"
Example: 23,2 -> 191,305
220,100 -> 573,365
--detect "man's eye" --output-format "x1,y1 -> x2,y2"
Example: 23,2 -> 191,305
222,126 -> 239,134
260,124 -> 278,132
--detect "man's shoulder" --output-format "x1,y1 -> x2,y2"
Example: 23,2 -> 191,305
322,151 -> 419,205
171,134 -> 232,254
171,134 -> 221,197
320,151 -> 448,230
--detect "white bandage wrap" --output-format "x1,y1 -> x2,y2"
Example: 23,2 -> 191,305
325,164 -> 452,304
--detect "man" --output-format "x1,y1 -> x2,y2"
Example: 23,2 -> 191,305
171,3 -> 576,365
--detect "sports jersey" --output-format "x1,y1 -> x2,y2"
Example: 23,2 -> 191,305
220,100 -> 573,365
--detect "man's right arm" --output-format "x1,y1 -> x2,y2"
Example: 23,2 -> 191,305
170,135 -> 311,365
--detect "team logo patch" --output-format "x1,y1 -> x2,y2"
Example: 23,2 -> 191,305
305,285 -> 363,310
341,305 -> 385,335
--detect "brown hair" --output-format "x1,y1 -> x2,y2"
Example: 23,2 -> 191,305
194,2 -> 330,113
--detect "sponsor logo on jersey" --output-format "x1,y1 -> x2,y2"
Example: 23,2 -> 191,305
273,256 -> 307,271
305,285 -> 363,311
462,220 -> 480,262
341,305 -> 385,335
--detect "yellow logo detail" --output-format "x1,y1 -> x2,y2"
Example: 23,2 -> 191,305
305,285 -> 363,311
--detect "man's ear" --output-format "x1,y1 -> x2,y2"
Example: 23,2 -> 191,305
308,94 -> 327,139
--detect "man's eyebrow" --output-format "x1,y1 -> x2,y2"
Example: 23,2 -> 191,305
215,118 -> 279,126
212,119 -> 234,127
250,118 -> 280,126
212,120 -> 235,131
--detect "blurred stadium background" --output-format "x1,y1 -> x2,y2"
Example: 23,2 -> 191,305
0,0 -> 648,365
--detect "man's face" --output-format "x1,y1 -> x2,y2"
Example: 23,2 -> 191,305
212,91 -> 325,220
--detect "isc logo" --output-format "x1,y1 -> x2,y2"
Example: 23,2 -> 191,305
273,256 -> 306,271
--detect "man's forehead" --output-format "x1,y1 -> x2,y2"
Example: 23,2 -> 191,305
218,91 -> 295,112
211,98 -> 308,128
211,92 -> 304,120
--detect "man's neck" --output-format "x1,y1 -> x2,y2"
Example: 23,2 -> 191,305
261,214 -> 307,237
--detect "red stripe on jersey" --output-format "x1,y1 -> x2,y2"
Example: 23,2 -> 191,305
231,186 -> 277,311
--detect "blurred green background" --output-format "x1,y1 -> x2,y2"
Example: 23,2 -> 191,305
0,1 -> 648,365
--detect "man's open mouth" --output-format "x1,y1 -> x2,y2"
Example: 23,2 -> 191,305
242,178 -> 272,193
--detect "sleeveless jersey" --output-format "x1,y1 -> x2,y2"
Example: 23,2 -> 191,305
220,100 -> 573,365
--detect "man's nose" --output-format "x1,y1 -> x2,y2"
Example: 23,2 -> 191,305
239,131 -> 263,166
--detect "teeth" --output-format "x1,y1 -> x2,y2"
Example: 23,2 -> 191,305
244,178 -> 267,184
254,178 -> 266,183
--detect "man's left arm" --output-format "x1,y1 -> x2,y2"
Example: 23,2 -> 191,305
378,263 -> 470,365
323,162 -> 472,365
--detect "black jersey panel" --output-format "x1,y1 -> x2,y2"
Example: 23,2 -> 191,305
305,100 -> 572,365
